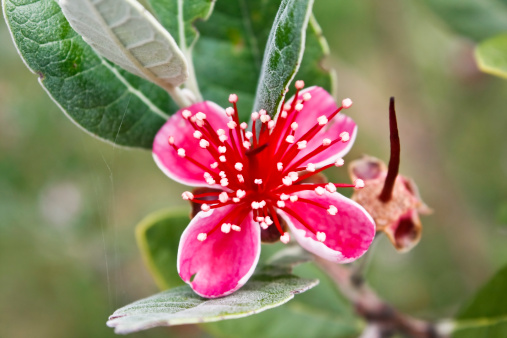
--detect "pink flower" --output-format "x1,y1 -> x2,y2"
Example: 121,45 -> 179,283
153,84 -> 376,298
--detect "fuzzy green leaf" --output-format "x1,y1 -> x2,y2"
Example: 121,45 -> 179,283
253,0 -> 313,116
107,265 -> 318,334
190,0 -> 334,120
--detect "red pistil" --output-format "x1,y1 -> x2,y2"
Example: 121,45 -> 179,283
379,97 -> 400,203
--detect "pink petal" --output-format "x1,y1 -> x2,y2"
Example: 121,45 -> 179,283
177,205 -> 260,298
153,101 -> 231,186
284,87 -> 358,167
278,190 -> 375,263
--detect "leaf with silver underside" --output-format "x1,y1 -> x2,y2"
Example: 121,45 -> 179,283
107,268 -> 318,334
59,0 -> 188,90
253,0 -> 314,116
3,0 -> 177,148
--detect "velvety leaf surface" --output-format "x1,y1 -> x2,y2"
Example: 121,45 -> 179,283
204,257 -> 363,338
421,0 -> 507,41
59,0 -> 188,88
191,0 -> 334,120
146,0 -> 214,100
107,266 -> 318,334
452,264 -> 507,337
475,34 -> 507,79
253,0 -> 313,115
3,0 -> 178,148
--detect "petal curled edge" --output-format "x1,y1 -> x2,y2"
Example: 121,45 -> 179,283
153,101 -> 231,187
278,190 -> 375,263
284,87 -> 358,168
177,205 -> 260,298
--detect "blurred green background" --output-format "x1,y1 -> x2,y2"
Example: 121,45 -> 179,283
1,0 -> 507,337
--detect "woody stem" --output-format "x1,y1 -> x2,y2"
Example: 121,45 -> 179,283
313,255 -> 447,337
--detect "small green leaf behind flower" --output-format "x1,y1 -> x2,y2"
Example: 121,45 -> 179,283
475,34 -> 507,79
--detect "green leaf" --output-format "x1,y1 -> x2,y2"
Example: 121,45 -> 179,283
253,0 -> 313,116
3,0 -> 178,148
421,0 -> 507,41
136,211 -> 362,337
475,34 -> 507,79
107,266 -> 318,334
136,208 -> 189,290
452,265 -> 507,337
204,256 -> 363,338
190,0 -> 334,120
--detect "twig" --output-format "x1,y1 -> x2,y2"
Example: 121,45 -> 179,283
313,255 -> 446,338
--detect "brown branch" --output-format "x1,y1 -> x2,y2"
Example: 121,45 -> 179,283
313,255 -> 445,338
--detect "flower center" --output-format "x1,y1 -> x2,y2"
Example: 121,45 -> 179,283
170,81 -> 364,243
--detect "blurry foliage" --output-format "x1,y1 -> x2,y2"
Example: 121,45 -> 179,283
1,0 -> 507,337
